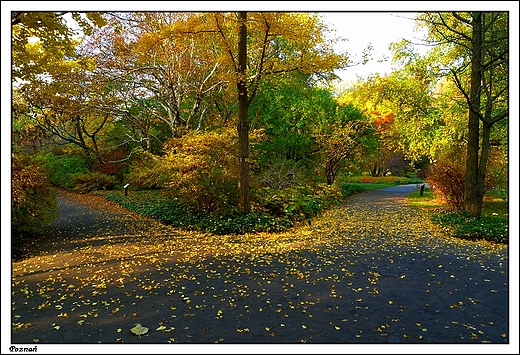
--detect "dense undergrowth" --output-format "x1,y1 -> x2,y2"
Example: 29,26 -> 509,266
95,181 -> 397,235
98,182 -> 508,244
99,190 -> 294,234
408,189 -> 508,244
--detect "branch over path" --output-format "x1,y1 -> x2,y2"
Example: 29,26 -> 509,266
11,185 -> 509,345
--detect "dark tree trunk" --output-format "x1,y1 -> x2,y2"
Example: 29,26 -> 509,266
464,12 -> 484,217
237,11 -> 250,212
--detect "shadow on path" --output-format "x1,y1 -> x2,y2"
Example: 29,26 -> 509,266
11,185 -> 510,346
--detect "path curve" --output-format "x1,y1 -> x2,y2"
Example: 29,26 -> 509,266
11,185 -> 509,346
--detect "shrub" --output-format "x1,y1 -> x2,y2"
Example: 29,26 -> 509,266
91,148 -> 129,176
340,183 -> 367,197
426,156 -> 466,211
12,153 -> 58,257
102,190 -> 293,234
72,171 -> 116,193
36,152 -> 90,188
431,212 -> 508,244
127,128 -> 263,213
125,151 -> 165,190
255,183 -> 342,222
343,176 -> 409,184
257,160 -> 304,190
161,128 -> 240,212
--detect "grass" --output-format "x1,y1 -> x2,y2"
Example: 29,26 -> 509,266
408,188 -> 509,244
343,182 -> 397,192
341,175 -> 424,185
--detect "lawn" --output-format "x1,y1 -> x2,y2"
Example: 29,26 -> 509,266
407,188 -> 508,244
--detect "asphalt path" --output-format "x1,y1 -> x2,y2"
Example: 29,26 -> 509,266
10,185 -> 510,351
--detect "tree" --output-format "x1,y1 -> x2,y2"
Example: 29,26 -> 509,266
237,12 -> 250,211
337,71 -> 440,164
201,12 -> 350,212
12,12 -> 106,82
79,12 -> 228,156
316,103 -> 375,185
417,12 -> 509,217
14,48 -> 117,168
12,12 -> 115,168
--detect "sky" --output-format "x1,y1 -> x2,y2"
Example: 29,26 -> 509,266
318,12 -> 426,84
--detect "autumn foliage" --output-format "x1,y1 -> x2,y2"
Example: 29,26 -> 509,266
127,128 -> 264,213
426,156 -> 466,210
12,153 -> 57,253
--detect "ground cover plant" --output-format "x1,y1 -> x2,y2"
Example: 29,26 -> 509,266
95,174 -> 412,236
96,182 -> 345,235
98,190 -> 295,234
408,189 -> 508,244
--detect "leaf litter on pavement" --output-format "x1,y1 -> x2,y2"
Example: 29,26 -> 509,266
11,189 -> 508,344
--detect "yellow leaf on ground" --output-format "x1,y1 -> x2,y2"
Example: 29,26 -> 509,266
130,323 -> 149,336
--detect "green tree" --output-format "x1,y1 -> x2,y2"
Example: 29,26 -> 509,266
417,12 -> 509,217
251,73 -> 330,185
252,72 -> 375,186
190,12 -> 350,212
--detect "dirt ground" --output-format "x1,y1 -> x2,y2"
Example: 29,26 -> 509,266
9,185 -> 512,352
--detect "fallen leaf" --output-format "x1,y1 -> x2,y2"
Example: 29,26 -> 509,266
130,323 -> 149,336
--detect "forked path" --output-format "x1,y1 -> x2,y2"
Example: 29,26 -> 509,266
11,185 -> 509,346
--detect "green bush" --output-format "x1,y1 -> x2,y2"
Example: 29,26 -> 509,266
72,171 -> 116,193
36,152 -> 90,188
342,176 -> 417,184
12,153 -> 58,258
255,184 -> 342,222
199,211 -> 294,235
431,212 -> 508,244
340,183 -> 367,197
126,129 -> 247,213
101,190 -> 293,234
339,182 -> 397,197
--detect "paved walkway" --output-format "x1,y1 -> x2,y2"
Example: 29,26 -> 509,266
10,185 -> 510,348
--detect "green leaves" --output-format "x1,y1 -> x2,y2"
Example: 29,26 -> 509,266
431,211 -> 508,243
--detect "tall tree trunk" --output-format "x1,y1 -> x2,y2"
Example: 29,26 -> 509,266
237,11 -> 250,212
74,117 -> 95,170
464,11 -> 484,217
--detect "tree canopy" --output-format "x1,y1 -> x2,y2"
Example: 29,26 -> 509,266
11,11 -> 510,223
